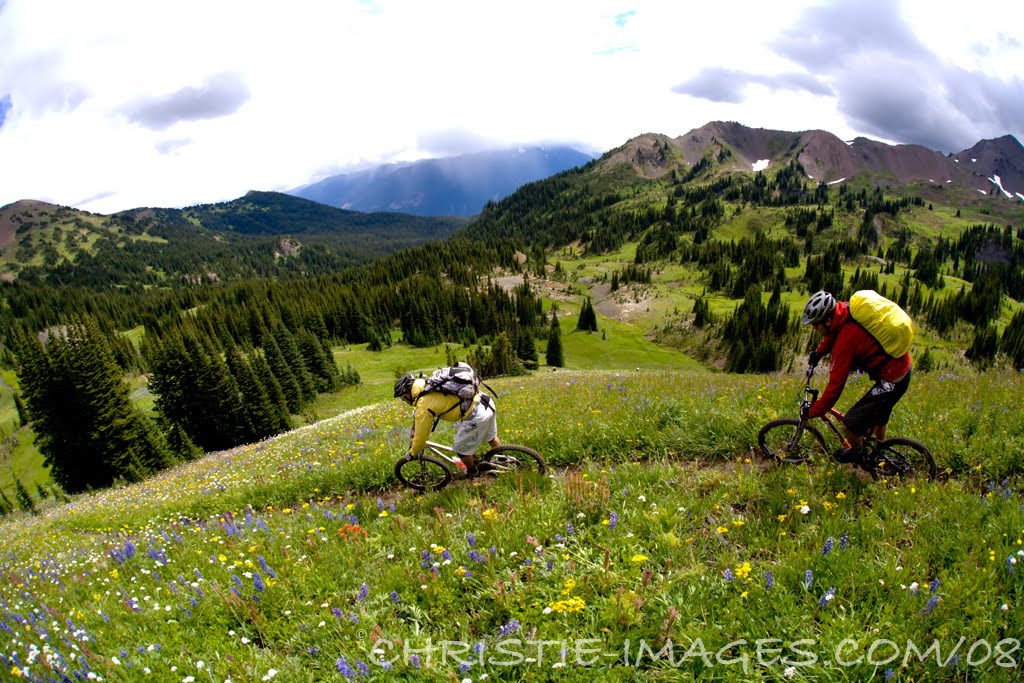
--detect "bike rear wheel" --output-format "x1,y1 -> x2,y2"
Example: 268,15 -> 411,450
480,445 -> 546,477
871,437 -> 936,482
394,455 -> 453,492
758,418 -> 828,464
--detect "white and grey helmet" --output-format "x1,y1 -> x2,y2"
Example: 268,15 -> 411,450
801,291 -> 836,326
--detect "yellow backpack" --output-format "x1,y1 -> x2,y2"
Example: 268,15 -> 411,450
849,290 -> 914,357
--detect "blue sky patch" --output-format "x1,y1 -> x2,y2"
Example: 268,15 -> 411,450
0,95 -> 11,129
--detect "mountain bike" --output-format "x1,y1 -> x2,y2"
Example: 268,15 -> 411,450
394,440 -> 547,492
758,366 -> 936,481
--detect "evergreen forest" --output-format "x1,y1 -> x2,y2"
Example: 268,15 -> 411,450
2,143 -> 1024,502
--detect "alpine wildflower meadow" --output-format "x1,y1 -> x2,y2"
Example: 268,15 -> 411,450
0,369 -> 1022,681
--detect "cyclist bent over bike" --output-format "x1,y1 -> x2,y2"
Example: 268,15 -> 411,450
801,291 -> 912,463
394,373 -> 501,477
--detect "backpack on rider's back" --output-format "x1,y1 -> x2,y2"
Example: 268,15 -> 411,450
848,290 -> 914,358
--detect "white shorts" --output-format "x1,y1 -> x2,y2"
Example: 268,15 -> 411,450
453,398 -> 497,456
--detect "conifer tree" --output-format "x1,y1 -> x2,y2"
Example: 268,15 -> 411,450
576,297 -> 599,332
273,327 -> 317,403
546,310 -> 564,367
251,352 -> 293,426
13,392 -> 29,427
226,345 -> 289,437
17,319 -> 173,493
296,329 -> 341,392
262,333 -> 304,413
0,488 -> 13,515
13,475 -> 37,514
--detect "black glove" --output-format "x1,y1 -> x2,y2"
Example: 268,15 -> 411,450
808,350 -> 820,368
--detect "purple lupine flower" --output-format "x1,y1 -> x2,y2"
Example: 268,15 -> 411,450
804,570 -> 814,589
232,575 -> 243,589
489,546 -> 497,555
332,608 -> 343,619
822,537 -> 834,555
499,619 -> 521,637
546,561 -> 554,570
194,568 -> 204,581
349,613 -> 359,624
555,534 -> 564,543
467,533 -> 476,547
377,498 -> 385,512
441,549 -> 452,562
723,568 -> 735,582
819,587 -> 836,608
839,531 -> 849,550
410,654 -> 421,669
929,578 -> 940,593
609,512 -> 618,530
474,641 -> 485,656
336,656 -> 356,678
921,595 -> 939,615
124,541 -> 137,559
567,523 -> 575,536
459,661 -> 471,674
389,591 -> 399,603
765,570 -> 775,590
357,584 -> 368,601
253,573 -> 265,593
357,660 -> 370,677
469,550 -> 486,564
257,556 -> 277,579
308,647 -> 319,656
230,586 -> 241,599
884,668 -> 894,681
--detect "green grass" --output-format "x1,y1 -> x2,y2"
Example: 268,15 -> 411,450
1,368 -> 1023,681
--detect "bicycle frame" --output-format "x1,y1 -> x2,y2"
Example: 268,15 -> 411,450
800,367 -> 870,451
420,440 -> 460,465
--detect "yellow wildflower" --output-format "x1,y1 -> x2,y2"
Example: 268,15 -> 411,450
734,562 -> 752,580
561,578 -> 577,595
631,554 -> 649,563
717,526 -> 729,534
732,520 -> 745,527
548,597 -> 586,613
836,492 -> 846,500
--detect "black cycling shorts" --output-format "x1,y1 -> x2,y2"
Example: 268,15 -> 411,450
843,370 -> 911,436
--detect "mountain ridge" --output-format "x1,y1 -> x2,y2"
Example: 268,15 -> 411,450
289,146 -> 594,216
663,121 -> 1024,198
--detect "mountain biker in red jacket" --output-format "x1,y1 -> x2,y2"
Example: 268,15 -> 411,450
801,291 -> 912,462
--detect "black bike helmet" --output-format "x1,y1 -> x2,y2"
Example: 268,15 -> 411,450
393,373 -> 415,399
801,291 -> 836,326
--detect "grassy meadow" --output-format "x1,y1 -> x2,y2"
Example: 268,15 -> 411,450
1,367 -> 1023,682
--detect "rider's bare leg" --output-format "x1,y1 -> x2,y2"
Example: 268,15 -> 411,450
843,424 -> 864,451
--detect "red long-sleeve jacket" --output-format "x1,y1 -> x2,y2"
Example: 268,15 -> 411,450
807,301 -> 912,418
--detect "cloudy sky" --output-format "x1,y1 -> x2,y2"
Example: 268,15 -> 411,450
1,0 -> 1021,214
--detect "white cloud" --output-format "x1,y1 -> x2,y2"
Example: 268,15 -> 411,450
0,0 -> 1021,213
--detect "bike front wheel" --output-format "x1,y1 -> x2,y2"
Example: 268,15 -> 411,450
394,455 -> 453,492
758,418 -> 828,464
480,445 -> 546,478
871,437 -> 936,482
